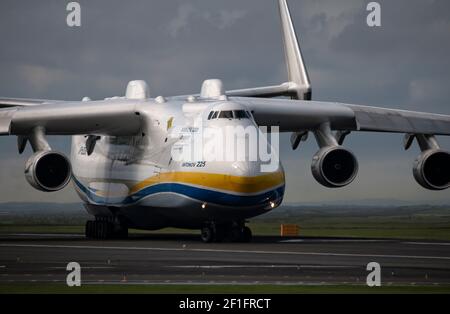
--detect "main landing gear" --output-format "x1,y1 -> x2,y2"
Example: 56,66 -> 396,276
85,218 -> 128,239
200,222 -> 252,243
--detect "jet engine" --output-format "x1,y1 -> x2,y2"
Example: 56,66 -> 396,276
24,151 -> 72,192
311,146 -> 358,188
413,149 -> 450,190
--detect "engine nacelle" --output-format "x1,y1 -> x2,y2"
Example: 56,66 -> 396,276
311,146 -> 358,188
24,151 -> 72,192
413,149 -> 450,190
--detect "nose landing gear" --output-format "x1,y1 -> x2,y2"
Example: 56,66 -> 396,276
200,222 -> 252,243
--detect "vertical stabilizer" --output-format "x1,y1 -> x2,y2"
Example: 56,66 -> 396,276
278,0 -> 311,100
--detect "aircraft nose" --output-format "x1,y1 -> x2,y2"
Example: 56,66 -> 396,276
227,161 -> 285,195
230,161 -> 258,177
230,161 -> 283,177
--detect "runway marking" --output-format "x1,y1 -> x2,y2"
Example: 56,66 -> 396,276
280,239 -> 387,243
1,243 -> 450,261
47,266 -> 115,270
403,242 -> 450,246
168,265 -> 357,269
3,233 -> 81,238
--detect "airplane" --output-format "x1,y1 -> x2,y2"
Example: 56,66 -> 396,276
0,0 -> 449,243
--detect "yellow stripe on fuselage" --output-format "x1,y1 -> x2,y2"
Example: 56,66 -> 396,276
129,171 -> 285,195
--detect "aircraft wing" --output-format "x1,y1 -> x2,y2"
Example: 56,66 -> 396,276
0,99 -> 142,136
343,104 -> 450,135
0,97 -> 63,108
232,97 -> 450,136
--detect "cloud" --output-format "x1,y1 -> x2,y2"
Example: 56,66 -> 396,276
167,4 -> 196,38
214,9 -> 247,30
408,77 -> 450,112
15,64 -> 69,94
167,3 -> 246,38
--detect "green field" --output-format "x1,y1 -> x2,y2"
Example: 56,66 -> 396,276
248,217 -> 450,241
1,283 -> 449,294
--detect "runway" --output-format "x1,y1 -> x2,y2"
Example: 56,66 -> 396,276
0,233 -> 450,286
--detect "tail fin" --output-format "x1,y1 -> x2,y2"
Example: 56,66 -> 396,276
226,0 -> 311,100
278,0 -> 311,100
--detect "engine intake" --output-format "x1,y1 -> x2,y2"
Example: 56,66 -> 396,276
311,146 -> 358,188
413,150 -> 450,190
25,151 -> 72,192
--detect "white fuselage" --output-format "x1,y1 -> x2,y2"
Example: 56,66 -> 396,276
70,98 -> 285,230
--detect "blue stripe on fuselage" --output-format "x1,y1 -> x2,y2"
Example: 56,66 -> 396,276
72,176 -> 284,207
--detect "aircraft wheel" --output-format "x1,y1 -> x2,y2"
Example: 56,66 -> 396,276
99,221 -> 112,239
97,221 -> 105,239
115,225 -> 128,239
200,226 -> 215,243
85,220 -> 93,238
85,219 -> 128,240
241,226 -> 252,243
214,225 -> 226,242
230,226 -> 242,242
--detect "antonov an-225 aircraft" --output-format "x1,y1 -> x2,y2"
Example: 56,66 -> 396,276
0,0 -> 449,242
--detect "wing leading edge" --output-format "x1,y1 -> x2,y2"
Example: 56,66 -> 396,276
0,97 -> 62,108
232,97 -> 450,136
0,99 -> 142,136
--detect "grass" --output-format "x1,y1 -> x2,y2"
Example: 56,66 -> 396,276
1,283 -> 449,294
247,211 -> 450,241
248,222 -> 450,241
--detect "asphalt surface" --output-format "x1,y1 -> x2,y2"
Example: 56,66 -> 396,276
0,233 -> 450,286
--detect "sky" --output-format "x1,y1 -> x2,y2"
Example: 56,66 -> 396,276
0,0 -> 449,204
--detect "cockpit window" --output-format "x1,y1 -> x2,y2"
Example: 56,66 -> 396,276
218,111 -> 233,119
233,110 -> 249,119
208,109 -> 252,120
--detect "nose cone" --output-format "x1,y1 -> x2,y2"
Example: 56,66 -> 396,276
226,161 -> 285,209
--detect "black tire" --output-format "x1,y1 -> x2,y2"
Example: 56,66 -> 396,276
230,226 -> 242,242
201,226 -> 214,243
241,226 -> 252,243
93,221 -> 99,239
87,220 -> 126,240
106,222 -> 113,238
214,225 -> 226,242
116,227 -> 128,239
85,221 -> 92,238
97,221 -> 104,239
100,221 -> 110,239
